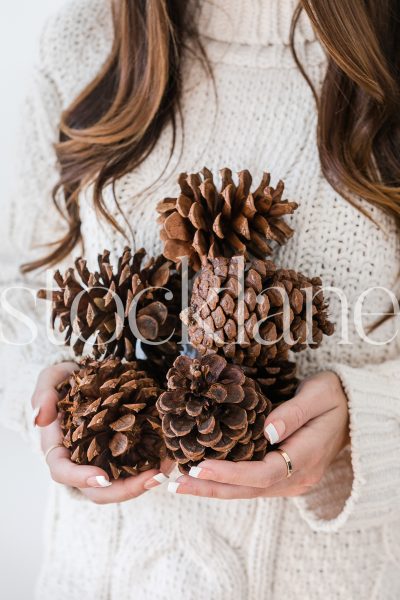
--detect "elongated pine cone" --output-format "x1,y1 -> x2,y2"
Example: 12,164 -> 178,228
183,256 -> 334,367
38,247 -> 181,372
157,167 -> 298,271
57,356 -> 165,479
243,359 -> 298,404
156,354 -> 272,473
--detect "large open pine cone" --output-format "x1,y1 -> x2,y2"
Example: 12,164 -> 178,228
156,354 -> 272,473
57,356 -> 165,479
157,167 -> 298,271
183,256 -> 334,367
38,247 -> 181,373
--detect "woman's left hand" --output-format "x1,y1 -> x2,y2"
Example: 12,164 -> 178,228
170,371 -> 350,499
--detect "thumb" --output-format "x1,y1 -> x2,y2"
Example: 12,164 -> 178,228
31,362 -> 77,427
263,392 -> 316,445
263,372 -> 344,444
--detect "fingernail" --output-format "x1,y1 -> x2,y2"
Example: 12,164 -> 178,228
168,481 -> 181,494
189,466 -> 202,478
32,407 -> 40,427
144,473 -> 169,489
265,420 -> 285,444
87,475 -> 112,488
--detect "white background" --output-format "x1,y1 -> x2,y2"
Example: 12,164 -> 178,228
0,2 -> 68,599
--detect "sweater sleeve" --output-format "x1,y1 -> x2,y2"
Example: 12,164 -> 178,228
293,357 -> 400,532
0,46 -> 75,446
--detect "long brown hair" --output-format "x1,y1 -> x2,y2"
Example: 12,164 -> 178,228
23,0 -> 400,273
292,1 -> 400,220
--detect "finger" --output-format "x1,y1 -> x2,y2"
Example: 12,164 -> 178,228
143,458 -> 175,490
40,417 -> 63,453
263,383 -> 335,445
262,423 -> 325,490
174,410 -> 332,498
257,431 -> 328,498
186,455 -> 287,488
168,475 -> 261,499
42,420 -> 168,492
31,362 -> 77,427
47,445 -> 166,494
252,472 -> 313,497
81,469 -> 161,504
188,419 -> 321,489
169,468 -> 317,499
46,443 -> 115,489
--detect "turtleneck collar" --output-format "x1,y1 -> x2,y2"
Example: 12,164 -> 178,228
196,0 -> 317,46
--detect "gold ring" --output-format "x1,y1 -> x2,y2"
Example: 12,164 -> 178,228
277,448 -> 293,478
44,443 -> 64,463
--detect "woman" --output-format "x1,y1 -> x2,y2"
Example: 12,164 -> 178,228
2,0 -> 400,598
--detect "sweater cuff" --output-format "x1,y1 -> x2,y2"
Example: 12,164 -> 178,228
293,362 -> 400,532
0,348 -> 76,450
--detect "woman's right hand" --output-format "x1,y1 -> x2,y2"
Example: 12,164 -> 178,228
31,362 -> 172,504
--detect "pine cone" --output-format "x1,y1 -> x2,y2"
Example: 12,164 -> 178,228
38,247 -> 182,373
243,359 -> 298,404
157,167 -> 298,271
57,356 -> 165,479
156,354 -> 272,473
183,256 -> 334,367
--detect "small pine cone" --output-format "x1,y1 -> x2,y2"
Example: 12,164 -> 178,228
156,354 -> 272,473
243,359 -> 299,404
57,356 -> 165,479
183,256 -> 334,367
157,167 -> 298,271
38,247 -> 182,371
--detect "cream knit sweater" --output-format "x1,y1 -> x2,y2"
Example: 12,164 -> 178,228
1,1 -> 400,598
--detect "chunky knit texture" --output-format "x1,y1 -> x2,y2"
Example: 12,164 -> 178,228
1,1 -> 400,598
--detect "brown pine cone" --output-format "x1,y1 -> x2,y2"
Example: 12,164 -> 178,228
157,167 -> 298,271
274,268 -> 335,352
243,359 -> 298,404
183,256 -> 334,367
156,354 -> 272,473
38,247 -> 182,373
57,356 -> 165,479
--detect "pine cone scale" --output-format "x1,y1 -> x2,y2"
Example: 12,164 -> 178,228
57,357 -> 165,479
185,256 -> 334,367
158,168 -> 299,269
39,248 -> 183,380
157,355 -> 272,472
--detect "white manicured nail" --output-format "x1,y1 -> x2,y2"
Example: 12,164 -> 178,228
189,466 -> 202,478
32,407 -> 40,426
153,473 -> 169,484
265,423 -> 280,444
95,476 -> 112,487
86,475 -> 112,488
168,482 -> 181,494
144,473 -> 169,489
